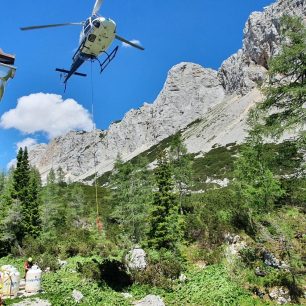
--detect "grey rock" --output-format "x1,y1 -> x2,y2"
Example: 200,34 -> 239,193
12,299 -> 51,306
269,287 -> 291,304
126,247 -> 147,270
179,273 -> 187,283
72,289 -> 84,303
255,266 -> 267,277
58,259 -> 68,268
134,295 -> 165,306
224,233 -> 241,244
263,251 -> 289,269
121,292 -> 133,299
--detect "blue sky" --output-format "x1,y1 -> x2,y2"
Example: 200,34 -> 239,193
0,0 -> 274,170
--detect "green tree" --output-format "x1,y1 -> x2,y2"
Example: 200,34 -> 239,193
41,168 -> 64,233
0,170 -> 21,255
255,16 -> 306,207
148,152 -> 183,250
169,134 -> 193,214
12,147 -> 30,204
110,156 -> 152,243
234,112 -> 284,216
57,166 -> 66,187
259,16 -> 305,138
10,148 -> 42,240
24,168 -> 42,237
66,183 -> 86,225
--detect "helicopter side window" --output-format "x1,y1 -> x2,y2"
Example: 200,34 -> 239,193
84,19 -> 91,34
84,19 -> 90,28
88,34 -> 96,42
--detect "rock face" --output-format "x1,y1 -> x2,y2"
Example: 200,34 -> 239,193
30,64 -> 225,182
218,0 -> 305,95
28,0 -> 305,183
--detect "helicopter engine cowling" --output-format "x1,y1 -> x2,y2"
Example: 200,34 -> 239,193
81,17 -> 116,58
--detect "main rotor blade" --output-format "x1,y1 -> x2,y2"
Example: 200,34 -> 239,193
115,35 -> 144,51
92,0 -> 104,15
20,22 -> 83,31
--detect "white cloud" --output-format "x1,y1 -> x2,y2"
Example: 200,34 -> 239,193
7,158 -> 16,170
0,93 -> 94,138
16,138 -> 38,152
122,39 -> 141,48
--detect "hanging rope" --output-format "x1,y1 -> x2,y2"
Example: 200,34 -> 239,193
90,61 -> 103,233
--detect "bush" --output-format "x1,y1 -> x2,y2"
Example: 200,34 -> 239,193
37,253 -> 60,271
41,269 -> 129,306
166,265 -> 252,306
186,188 -> 235,247
133,249 -> 184,289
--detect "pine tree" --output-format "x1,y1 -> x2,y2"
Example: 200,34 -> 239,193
12,147 -> 30,204
259,16 -> 305,138
25,168 -> 42,237
10,147 -> 42,240
148,152 -> 183,250
57,166 -> 66,187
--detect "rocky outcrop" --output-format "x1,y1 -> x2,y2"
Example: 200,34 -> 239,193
30,64 -> 225,182
218,0 -> 305,95
28,0 -> 305,183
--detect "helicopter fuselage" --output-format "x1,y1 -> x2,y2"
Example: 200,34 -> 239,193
63,16 -> 116,83
79,16 -> 116,58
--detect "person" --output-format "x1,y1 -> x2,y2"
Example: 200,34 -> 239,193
24,257 -> 33,276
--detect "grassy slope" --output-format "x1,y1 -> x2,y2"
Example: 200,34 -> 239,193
1,138 -> 305,305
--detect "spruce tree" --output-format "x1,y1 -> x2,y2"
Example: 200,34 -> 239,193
10,147 -> 42,240
148,152 -> 183,250
12,147 -> 30,203
26,168 -> 42,237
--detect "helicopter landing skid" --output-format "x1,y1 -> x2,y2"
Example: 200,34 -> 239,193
95,46 -> 119,74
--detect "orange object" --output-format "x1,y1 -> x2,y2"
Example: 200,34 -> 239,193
96,217 -> 103,233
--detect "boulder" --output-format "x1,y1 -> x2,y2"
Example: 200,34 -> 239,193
72,289 -> 84,303
263,251 -> 289,270
12,299 -> 51,306
134,295 -> 165,306
126,247 -> 147,270
269,287 -> 291,304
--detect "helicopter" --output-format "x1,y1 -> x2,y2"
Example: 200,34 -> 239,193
20,0 -> 144,85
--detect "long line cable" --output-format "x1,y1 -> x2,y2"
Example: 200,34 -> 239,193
90,61 -> 101,231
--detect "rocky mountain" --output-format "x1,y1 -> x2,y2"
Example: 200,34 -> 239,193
29,0 -> 305,183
